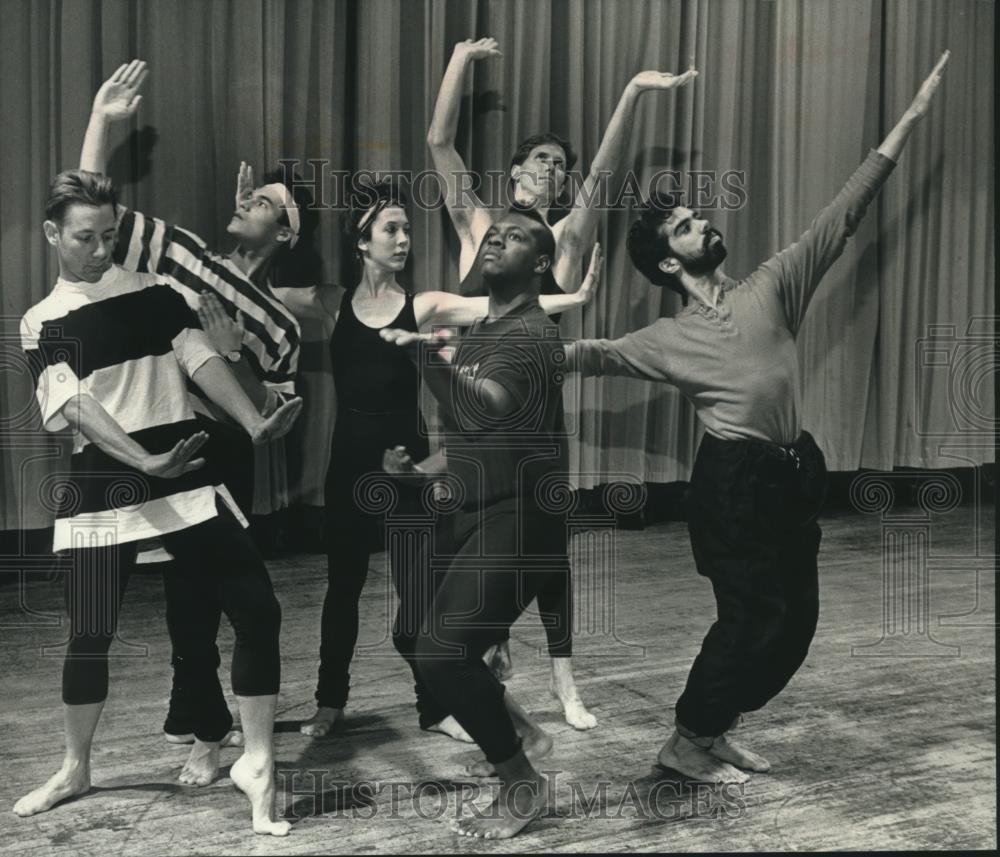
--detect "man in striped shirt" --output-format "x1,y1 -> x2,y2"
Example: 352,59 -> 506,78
78,60 -> 309,752
15,169 -> 302,836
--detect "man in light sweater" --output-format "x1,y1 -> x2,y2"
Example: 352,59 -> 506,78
565,52 -> 949,784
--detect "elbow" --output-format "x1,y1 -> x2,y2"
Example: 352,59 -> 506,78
426,130 -> 448,151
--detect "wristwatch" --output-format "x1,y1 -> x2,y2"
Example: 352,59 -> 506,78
225,349 -> 242,363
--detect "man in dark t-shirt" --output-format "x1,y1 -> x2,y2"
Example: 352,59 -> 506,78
380,206 -> 578,840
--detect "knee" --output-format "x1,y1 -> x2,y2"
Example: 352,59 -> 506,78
242,593 -> 282,645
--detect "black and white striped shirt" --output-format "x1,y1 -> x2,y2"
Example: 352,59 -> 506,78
21,266 -> 246,552
113,207 -> 300,408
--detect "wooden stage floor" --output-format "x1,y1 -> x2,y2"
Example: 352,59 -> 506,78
0,505 -> 995,854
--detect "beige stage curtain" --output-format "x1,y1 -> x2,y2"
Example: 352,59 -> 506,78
0,0 -> 993,530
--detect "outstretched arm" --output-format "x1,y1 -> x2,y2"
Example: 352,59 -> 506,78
61,394 -> 208,478
189,355 -> 303,445
426,38 -> 500,248
415,244 -> 604,326
877,50 -> 949,163
378,329 -> 519,421
554,68 -> 698,263
757,51 -> 948,334
80,59 -> 148,173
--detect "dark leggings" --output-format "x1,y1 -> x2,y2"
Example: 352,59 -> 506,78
163,417 -> 253,738
64,501 -> 282,742
414,501 -> 567,765
495,561 -> 572,658
316,408 -> 436,716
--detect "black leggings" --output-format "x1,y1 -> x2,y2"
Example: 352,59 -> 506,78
163,417 -> 253,738
64,501 -> 282,742
316,408 -> 433,713
414,501 -> 568,765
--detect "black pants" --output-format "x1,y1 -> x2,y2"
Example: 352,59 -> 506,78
64,501 -> 282,742
317,407 -> 434,715
674,431 -> 827,738
414,500 -> 568,765
163,417 -> 253,738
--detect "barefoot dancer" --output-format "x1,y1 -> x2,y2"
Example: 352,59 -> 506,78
15,170 -> 302,836
565,53 -> 949,784
381,206 -> 595,839
279,181 -> 595,739
78,61 -> 312,770
427,36 -> 696,728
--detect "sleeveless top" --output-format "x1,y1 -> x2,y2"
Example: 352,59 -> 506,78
330,288 -> 420,415
458,212 -> 564,321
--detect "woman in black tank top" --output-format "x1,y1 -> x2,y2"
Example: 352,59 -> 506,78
284,183 -> 596,739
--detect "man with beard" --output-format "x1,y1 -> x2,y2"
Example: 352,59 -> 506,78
564,53 -> 948,783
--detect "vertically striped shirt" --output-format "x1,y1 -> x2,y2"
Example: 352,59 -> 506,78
21,266 -> 246,552
113,207 -> 301,407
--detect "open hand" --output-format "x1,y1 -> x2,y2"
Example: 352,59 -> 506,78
141,431 -> 208,478
236,161 -> 255,210
631,67 -> 698,93
455,37 -> 502,62
906,50 -> 949,121
197,291 -> 245,354
92,59 -> 148,121
576,243 -> 603,306
250,397 -> 303,445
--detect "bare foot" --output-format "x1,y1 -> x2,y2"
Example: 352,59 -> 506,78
178,739 -> 221,786
12,761 -> 90,817
484,641 -> 514,682
230,754 -> 290,837
454,774 -> 548,839
300,707 -> 342,737
425,715 -> 474,743
548,664 -> 597,731
656,731 -> 749,784
708,734 -> 771,772
467,727 -> 553,777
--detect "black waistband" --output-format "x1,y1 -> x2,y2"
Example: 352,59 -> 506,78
699,430 -> 816,468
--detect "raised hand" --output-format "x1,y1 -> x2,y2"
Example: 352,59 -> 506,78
235,161 -> 255,210
454,37 -> 502,62
576,243 -> 604,306
141,431 -> 208,478
197,291 -> 244,354
250,397 -> 303,446
906,50 -> 949,120
630,67 -> 699,93
92,59 -> 149,122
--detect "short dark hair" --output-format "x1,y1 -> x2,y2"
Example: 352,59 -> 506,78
261,166 -> 324,287
507,202 -> 556,261
45,170 -> 118,224
509,132 -> 578,172
626,189 -> 685,299
261,166 -> 319,239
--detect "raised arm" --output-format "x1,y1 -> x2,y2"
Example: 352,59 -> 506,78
757,51 -> 948,334
426,39 -> 500,249
877,50 -> 949,163
553,68 -> 698,264
416,243 -> 604,326
80,59 -> 148,173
